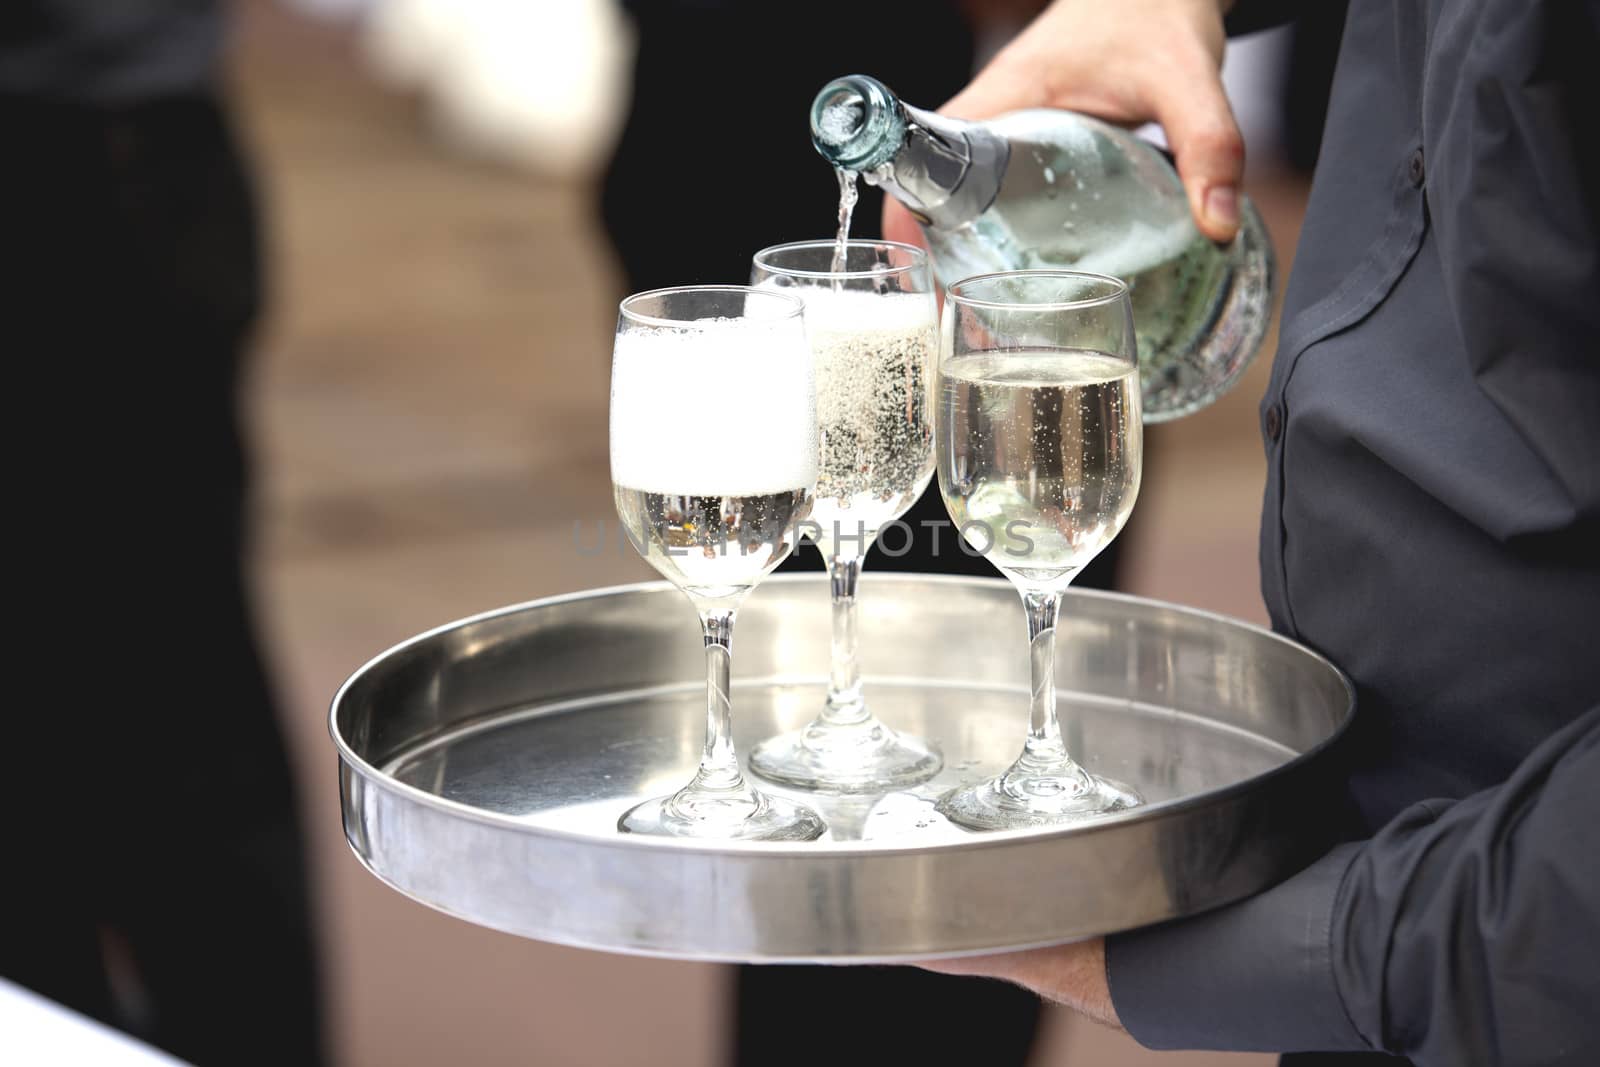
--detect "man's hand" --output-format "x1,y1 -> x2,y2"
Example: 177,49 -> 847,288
884,0 -> 1242,248
919,937 -> 1123,1030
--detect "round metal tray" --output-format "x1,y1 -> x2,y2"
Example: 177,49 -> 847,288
331,574 -> 1353,962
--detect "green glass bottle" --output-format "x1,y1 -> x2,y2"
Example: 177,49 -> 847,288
812,74 -> 1275,421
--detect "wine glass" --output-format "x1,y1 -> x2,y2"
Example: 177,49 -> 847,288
934,270 -> 1143,830
610,285 -> 826,841
746,240 -> 942,793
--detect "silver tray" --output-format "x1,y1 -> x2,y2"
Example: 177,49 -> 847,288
331,574 -> 1353,962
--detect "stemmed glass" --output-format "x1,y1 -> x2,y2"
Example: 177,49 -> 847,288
610,285 -> 826,840
934,271 -> 1143,830
746,240 -> 942,793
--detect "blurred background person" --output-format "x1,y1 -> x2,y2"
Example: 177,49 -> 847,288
2,4 -> 327,1065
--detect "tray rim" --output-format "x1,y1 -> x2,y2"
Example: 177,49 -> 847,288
329,574 -> 1356,857
340,830 -> 1147,964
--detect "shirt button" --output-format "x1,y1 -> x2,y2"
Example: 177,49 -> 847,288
1264,404 -> 1283,442
1408,148 -> 1426,188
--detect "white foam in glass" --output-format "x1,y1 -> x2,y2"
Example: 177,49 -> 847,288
610,320 -> 817,495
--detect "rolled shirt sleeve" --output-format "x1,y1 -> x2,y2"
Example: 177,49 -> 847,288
1106,705 -> 1600,1063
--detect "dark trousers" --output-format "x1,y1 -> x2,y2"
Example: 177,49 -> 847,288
2,93 -> 326,1067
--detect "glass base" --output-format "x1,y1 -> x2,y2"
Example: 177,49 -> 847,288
749,716 -> 943,794
618,785 -> 826,842
937,761 -> 1140,831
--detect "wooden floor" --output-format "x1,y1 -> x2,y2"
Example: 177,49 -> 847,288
234,5 -> 1306,1065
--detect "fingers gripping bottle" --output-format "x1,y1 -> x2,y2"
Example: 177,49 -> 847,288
811,74 -> 1275,421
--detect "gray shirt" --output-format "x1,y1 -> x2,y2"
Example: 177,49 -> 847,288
1107,3 -> 1600,1064
0,1 -> 223,103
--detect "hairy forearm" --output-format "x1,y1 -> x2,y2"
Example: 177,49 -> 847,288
919,938 -> 1121,1031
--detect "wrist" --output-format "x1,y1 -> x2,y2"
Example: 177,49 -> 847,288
1025,939 -> 1122,1029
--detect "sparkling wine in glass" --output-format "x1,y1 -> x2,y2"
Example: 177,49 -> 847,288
610,285 -> 826,840
746,240 -> 943,793
935,270 -> 1143,830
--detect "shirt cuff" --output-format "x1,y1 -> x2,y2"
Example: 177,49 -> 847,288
1105,844 -> 1372,1052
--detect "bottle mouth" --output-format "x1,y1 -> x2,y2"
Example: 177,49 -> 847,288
810,75 -> 904,172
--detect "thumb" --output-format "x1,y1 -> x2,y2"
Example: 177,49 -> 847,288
1147,69 -> 1246,243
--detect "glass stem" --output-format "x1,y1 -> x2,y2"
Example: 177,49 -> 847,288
821,556 -> 869,727
1019,589 -> 1072,769
691,604 -> 747,794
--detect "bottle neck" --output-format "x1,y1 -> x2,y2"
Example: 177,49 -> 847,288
868,104 -> 1008,230
811,76 -> 1008,231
